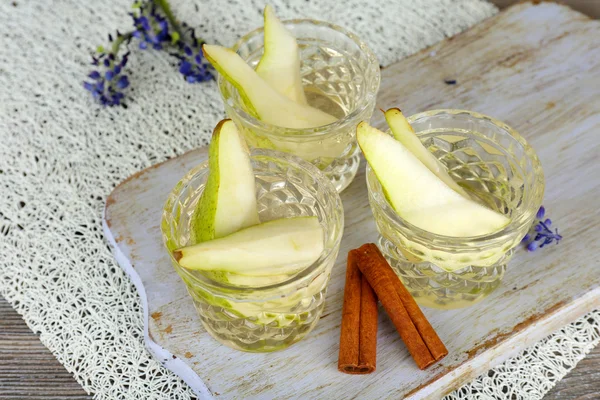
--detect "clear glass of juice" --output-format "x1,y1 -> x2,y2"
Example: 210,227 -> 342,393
218,19 -> 380,193
367,110 -> 545,309
162,148 -> 344,352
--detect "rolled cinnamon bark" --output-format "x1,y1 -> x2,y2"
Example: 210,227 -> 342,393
356,244 -> 435,370
374,246 -> 448,361
358,274 -> 378,370
338,250 -> 378,374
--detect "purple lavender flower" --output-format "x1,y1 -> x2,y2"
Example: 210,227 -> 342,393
84,43 -> 130,106
174,42 -> 213,83
522,206 -> 563,252
131,3 -> 170,50
84,0 -> 212,107
131,3 -> 212,82
536,206 -> 546,220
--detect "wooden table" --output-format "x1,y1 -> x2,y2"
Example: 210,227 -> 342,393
3,296 -> 598,399
1,1 -> 598,399
0,297 -> 91,400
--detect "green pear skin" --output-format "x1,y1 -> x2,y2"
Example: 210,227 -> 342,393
203,44 -> 336,129
191,119 -> 259,243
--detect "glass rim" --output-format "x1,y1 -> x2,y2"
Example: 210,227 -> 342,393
366,109 -> 545,247
217,18 -> 380,139
162,147 -> 344,296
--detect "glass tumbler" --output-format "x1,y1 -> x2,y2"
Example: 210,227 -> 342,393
367,110 -> 544,309
162,148 -> 344,352
218,19 -> 380,193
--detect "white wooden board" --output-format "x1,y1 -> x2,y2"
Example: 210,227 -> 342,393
103,3 -> 600,399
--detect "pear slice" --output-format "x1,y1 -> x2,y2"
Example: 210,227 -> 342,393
203,44 -> 336,129
191,119 -> 259,243
176,216 -> 324,274
219,272 -> 292,286
357,122 -> 509,237
384,108 -> 471,199
255,5 -> 307,105
203,270 -> 292,287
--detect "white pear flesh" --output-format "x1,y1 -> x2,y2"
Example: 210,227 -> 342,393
256,5 -> 307,105
176,217 -> 324,274
384,108 -> 471,199
203,44 -> 336,129
221,272 -> 292,286
357,122 -> 509,237
191,120 -> 259,243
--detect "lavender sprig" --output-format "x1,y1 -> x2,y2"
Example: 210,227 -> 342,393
131,2 -> 170,50
83,32 -> 132,106
172,24 -> 212,83
132,3 -> 212,83
521,206 -> 563,251
84,0 -> 212,107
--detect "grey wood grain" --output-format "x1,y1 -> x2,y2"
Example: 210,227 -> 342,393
103,2 -> 600,399
1,1 -> 599,399
491,0 -> 600,19
544,344 -> 600,400
461,2 -> 600,398
0,296 -> 92,400
2,293 -> 598,399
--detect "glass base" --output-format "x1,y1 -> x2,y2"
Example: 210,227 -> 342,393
377,236 -> 510,309
189,288 -> 327,352
324,147 -> 360,193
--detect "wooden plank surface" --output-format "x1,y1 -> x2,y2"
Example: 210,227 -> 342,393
102,2 -> 600,399
1,296 -> 598,399
2,1 -> 600,399
0,296 -> 92,400
492,0 -> 600,19
545,343 -> 600,399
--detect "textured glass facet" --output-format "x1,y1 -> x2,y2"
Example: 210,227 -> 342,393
219,20 -> 380,193
162,149 -> 344,351
367,110 -> 544,309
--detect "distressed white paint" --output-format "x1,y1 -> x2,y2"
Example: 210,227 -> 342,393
103,3 -> 600,399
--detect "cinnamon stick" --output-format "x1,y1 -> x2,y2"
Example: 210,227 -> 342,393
374,246 -> 448,361
338,250 -> 378,374
358,274 -> 378,370
355,244 -> 435,370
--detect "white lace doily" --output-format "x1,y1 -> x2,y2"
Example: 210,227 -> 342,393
1,0 -> 597,398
